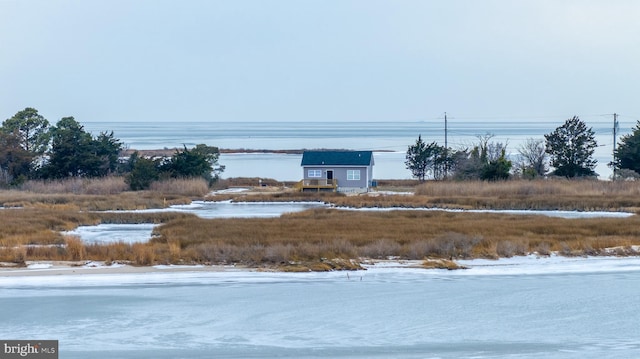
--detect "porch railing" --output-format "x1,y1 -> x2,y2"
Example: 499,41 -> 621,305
296,179 -> 338,191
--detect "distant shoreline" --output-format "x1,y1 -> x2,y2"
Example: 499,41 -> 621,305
121,148 -> 396,157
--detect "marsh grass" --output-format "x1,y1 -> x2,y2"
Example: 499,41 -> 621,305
0,189 -> 194,211
4,178 -> 640,269
223,179 -> 640,212
414,179 -> 640,211
65,236 -> 87,261
422,258 -> 468,270
21,177 -> 129,195
150,209 -> 640,267
150,178 -> 211,197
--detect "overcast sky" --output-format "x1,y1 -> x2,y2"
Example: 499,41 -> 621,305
2,0 -> 640,124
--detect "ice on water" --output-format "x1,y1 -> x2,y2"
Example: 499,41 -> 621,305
2,256 -> 640,358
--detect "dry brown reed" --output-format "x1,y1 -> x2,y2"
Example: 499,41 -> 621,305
150,208 -> 640,266
5,178 -> 640,269
21,177 -> 129,195
0,190 -> 195,211
414,179 -> 640,211
65,236 -> 87,261
214,177 -> 294,188
0,207 -> 94,247
150,178 -> 211,197
219,179 -> 640,212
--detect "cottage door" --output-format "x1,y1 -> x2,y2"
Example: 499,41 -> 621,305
326,170 -> 333,184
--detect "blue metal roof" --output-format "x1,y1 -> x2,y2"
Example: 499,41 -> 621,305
301,151 -> 373,166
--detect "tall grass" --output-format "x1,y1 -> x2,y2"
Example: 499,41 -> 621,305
20,177 -> 212,197
150,178 -> 210,197
4,178 -> 640,270
150,209 -> 640,267
416,179 -> 640,197
21,177 -> 128,195
0,189 -> 195,211
221,179 -> 640,212
4,207 -> 640,268
65,236 -> 87,261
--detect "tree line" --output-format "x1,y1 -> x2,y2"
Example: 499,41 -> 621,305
406,116 -> 640,181
0,107 -> 224,189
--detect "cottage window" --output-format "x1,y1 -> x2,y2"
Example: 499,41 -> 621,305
308,169 -> 322,178
347,170 -> 361,181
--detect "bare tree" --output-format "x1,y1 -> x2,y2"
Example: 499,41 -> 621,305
450,134 -> 511,180
516,138 -> 547,178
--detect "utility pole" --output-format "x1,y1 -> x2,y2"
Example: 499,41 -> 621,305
613,113 -> 619,180
444,112 -> 448,178
444,112 -> 448,151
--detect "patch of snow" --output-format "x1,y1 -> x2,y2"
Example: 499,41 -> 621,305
83,261 -> 125,269
153,264 -> 204,270
369,191 -> 414,196
210,188 -> 250,195
26,262 -> 53,269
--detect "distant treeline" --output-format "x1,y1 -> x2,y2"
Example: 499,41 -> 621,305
0,107 -> 223,189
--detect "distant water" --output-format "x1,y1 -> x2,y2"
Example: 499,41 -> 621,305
84,120 -> 633,180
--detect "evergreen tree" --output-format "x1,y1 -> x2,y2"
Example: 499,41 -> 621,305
2,107 -> 50,155
405,135 -> 430,181
41,117 -> 123,178
0,130 -> 33,185
544,116 -> 598,178
43,117 -> 94,178
93,131 -> 124,176
481,149 -> 512,181
614,120 -> 640,177
161,144 -> 223,185
125,152 -> 159,190
405,135 -> 443,181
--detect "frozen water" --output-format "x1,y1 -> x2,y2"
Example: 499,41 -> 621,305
2,256 -> 640,358
64,223 -> 156,244
114,200 -> 328,219
337,206 -> 634,219
166,200 -> 327,219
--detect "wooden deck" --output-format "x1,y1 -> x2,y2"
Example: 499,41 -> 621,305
295,179 -> 338,192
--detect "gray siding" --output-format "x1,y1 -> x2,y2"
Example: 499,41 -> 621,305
303,165 -> 372,192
